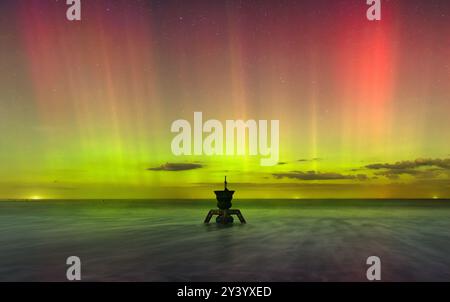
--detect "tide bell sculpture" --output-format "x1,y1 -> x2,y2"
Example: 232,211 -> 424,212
204,177 -> 246,224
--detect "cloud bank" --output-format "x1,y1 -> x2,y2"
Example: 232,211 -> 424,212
148,163 -> 203,171
366,158 -> 450,180
273,171 -> 368,181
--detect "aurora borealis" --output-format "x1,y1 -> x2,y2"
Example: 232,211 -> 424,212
0,0 -> 449,199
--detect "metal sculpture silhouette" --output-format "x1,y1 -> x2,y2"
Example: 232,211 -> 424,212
204,177 -> 246,224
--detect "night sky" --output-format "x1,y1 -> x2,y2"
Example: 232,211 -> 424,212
0,0 -> 449,199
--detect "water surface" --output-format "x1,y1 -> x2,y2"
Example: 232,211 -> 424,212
0,199 -> 449,281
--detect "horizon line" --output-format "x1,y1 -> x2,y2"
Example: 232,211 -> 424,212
1,198 -> 449,201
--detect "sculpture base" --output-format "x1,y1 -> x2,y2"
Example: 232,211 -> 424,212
204,209 -> 247,224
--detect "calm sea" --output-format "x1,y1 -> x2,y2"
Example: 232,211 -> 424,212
0,199 -> 449,281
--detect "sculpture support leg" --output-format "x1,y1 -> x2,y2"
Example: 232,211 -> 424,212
204,209 -> 246,224
204,210 -> 214,223
236,210 -> 247,223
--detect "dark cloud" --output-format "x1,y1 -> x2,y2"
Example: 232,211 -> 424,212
366,158 -> 450,170
297,158 -> 322,162
373,168 -> 443,180
273,171 -> 367,181
366,158 -> 450,179
148,163 -> 203,171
